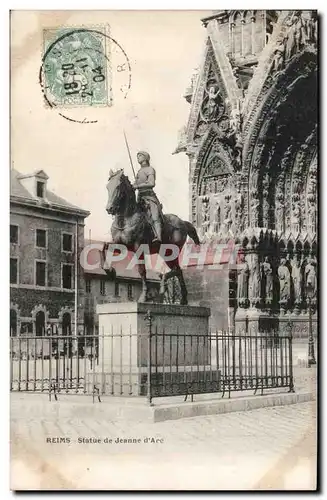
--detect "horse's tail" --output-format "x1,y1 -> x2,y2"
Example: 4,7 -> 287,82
184,221 -> 200,245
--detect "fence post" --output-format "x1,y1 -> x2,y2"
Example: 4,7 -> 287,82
145,310 -> 153,405
288,321 -> 295,393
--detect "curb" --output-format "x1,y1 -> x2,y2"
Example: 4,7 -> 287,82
11,390 -> 316,423
152,391 -> 316,422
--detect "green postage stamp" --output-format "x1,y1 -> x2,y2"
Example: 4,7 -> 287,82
42,27 -> 111,108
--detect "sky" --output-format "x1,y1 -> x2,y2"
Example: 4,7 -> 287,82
11,10 -> 210,240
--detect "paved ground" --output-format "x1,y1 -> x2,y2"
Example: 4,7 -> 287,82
11,398 -> 317,490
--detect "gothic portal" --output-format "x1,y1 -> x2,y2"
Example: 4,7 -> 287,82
176,10 -> 317,336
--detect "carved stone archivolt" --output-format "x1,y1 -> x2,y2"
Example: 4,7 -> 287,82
306,154 -> 317,236
178,10 -> 317,334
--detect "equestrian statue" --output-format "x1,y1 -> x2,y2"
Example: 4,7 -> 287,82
104,149 -> 200,305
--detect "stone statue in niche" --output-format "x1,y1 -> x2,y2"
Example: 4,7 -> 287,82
291,201 -> 301,234
305,258 -> 317,300
291,254 -> 303,307
307,166 -> 317,234
307,204 -> 317,234
288,15 -> 301,58
304,11 -> 317,44
275,182 -> 285,233
278,258 -> 291,306
250,193 -> 260,227
262,173 -> 270,221
272,42 -> 286,74
201,197 -> 210,237
237,253 -> 249,307
229,106 -> 241,136
285,13 -> 307,60
235,192 -> 244,227
223,196 -> 232,234
202,84 -> 221,122
249,257 -> 261,307
213,203 -> 221,234
261,256 -> 273,305
285,12 -> 317,57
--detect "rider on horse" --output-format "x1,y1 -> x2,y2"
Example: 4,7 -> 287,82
133,151 -> 163,243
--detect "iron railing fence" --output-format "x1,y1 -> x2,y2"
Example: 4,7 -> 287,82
10,328 -> 294,402
10,334 -> 102,400
147,332 -> 294,402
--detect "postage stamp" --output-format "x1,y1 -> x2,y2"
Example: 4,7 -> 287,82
42,26 -> 111,108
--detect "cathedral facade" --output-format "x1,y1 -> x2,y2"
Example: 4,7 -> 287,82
177,10 -> 318,336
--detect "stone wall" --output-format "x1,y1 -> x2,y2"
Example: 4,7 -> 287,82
183,266 -> 229,330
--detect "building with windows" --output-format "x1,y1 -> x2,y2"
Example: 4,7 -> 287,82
10,168 -> 90,336
176,10 -> 317,336
83,242 -> 160,333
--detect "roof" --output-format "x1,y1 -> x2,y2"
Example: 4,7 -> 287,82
84,241 -> 161,282
10,168 -> 90,217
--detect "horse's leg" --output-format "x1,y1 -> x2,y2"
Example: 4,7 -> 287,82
176,265 -> 188,305
137,263 -> 149,302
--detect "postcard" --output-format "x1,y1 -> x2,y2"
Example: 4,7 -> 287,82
10,9 -> 317,490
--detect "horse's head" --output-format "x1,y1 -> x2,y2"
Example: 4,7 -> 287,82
106,169 -> 134,215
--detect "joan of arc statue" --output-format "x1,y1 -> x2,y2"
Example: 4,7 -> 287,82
133,151 -> 163,243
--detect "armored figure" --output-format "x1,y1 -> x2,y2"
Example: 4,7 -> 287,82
133,151 -> 163,243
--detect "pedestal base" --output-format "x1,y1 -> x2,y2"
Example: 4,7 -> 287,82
96,302 -> 211,396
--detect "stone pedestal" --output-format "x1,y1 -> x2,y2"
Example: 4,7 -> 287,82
235,308 -> 280,334
94,302 -> 211,396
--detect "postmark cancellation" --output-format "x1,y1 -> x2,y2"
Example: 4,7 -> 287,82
42,26 -> 112,108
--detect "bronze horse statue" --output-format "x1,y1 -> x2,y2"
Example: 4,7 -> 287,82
104,169 -> 200,305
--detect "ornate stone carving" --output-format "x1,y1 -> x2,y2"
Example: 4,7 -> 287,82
291,254 -> 303,307
262,256 -> 273,305
237,253 -> 249,307
262,172 -> 270,225
304,258 -> 317,300
271,42 -> 286,74
222,194 -> 232,234
194,122 -> 208,145
234,191 -> 244,230
250,192 -> 260,228
213,202 -> 221,233
274,12 -> 318,78
249,255 -> 261,307
275,179 -> 285,233
291,200 -> 301,234
200,83 -> 225,123
199,156 -> 231,195
306,159 -> 317,235
229,105 -> 241,137
278,258 -> 291,307
200,196 -> 210,237
285,12 -> 317,61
